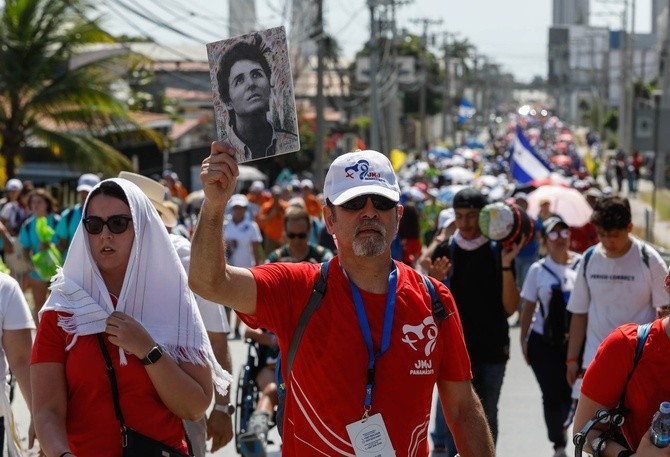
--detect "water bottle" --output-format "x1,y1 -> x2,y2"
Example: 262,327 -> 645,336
650,401 -> 670,448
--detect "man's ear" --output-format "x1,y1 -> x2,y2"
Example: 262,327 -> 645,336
323,205 -> 335,234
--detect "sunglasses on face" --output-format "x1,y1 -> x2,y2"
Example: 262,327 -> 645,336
547,228 -> 570,241
83,215 -> 133,235
287,232 -> 308,240
337,194 -> 397,211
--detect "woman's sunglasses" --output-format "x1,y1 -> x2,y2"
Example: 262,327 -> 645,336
287,232 -> 308,240
83,215 -> 133,235
334,194 -> 397,211
547,228 -> 570,241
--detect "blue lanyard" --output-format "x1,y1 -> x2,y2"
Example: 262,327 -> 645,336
348,265 -> 398,416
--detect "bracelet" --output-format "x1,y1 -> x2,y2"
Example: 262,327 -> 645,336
617,450 -> 634,457
59,452 -> 74,457
501,266 -> 513,271
566,358 -> 578,364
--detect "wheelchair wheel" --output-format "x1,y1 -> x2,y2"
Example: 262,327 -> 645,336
235,341 -> 260,454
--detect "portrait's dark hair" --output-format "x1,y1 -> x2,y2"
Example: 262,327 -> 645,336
217,34 -> 272,104
590,196 -> 631,230
28,188 -> 57,214
86,181 -> 129,217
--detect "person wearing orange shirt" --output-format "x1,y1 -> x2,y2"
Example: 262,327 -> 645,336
256,186 -> 286,253
299,179 -> 323,219
163,171 -> 189,204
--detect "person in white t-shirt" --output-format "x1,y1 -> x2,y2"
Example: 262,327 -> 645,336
224,194 -> 263,269
519,216 -> 581,457
0,272 -> 35,455
565,196 -> 669,388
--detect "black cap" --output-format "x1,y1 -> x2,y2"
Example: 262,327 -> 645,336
543,216 -> 568,233
453,188 -> 487,210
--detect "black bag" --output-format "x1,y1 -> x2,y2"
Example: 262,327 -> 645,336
96,335 -> 193,457
122,427 -> 190,457
540,263 -> 570,347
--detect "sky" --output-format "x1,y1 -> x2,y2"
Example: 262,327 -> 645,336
92,0 -> 654,84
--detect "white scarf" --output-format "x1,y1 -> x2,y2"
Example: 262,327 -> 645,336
453,230 -> 489,251
40,178 -> 231,395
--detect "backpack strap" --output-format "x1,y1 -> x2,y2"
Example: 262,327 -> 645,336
640,241 -> 650,268
421,275 -> 452,324
582,245 -> 596,279
284,259 -> 330,381
618,322 -> 653,408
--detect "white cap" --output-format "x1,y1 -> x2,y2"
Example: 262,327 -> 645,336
438,208 -> 456,230
324,150 -> 400,205
77,173 -> 101,193
5,179 -> 22,192
229,194 -> 249,208
250,180 -> 265,192
300,178 -> 314,189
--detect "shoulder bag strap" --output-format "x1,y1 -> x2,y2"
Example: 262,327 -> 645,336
421,275 -> 451,324
96,334 -> 126,428
285,259 -> 330,381
618,322 -> 653,408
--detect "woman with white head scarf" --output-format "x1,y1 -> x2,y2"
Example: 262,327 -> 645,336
31,179 -> 231,457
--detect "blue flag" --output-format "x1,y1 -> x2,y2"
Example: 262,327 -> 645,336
457,99 -> 476,124
510,126 -> 552,184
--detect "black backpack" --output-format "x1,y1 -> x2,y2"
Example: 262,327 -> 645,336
274,260 -> 451,436
538,260 -> 579,347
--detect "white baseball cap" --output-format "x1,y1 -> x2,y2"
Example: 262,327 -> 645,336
324,150 -> 400,205
77,173 -> 101,193
438,208 -> 456,230
229,194 -> 249,208
5,179 -> 22,192
300,178 -> 314,189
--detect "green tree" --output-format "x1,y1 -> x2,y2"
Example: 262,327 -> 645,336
0,0 -> 160,180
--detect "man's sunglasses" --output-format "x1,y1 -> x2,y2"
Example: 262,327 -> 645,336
547,228 -> 570,241
333,194 -> 397,211
287,232 -> 308,240
83,215 -> 133,235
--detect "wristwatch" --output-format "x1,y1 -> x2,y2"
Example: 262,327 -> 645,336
213,403 -> 236,415
140,345 -> 163,365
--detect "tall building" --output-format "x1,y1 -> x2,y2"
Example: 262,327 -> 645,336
229,0 -> 257,37
552,0 -> 589,25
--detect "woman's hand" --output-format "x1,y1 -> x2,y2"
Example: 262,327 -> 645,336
201,141 -> 239,209
105,311 -> 155,359
425,256 -> 451,282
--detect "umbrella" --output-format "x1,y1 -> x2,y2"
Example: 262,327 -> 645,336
527,185 -> 593,227
442,166 -> 474,185
238,165 -> 268,182
551,155 -> 572,168
436,185 -> 468,205
427,147 -> 453,159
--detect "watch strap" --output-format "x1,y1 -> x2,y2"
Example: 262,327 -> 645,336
141,345 -> 163,365
214,403 -> 235,415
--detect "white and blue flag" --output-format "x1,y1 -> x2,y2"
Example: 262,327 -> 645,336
457,99 -> 476,124
510,126 -> 552,184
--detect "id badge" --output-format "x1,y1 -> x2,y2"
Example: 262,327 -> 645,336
345,413 -> 396,456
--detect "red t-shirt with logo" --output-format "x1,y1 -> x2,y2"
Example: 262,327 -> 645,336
581,319 -> 670,450
31,311 -> 189,457
238,257 -> 471,457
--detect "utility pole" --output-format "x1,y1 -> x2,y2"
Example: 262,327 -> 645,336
618,0 -> 629,153
441,33 -> 452,145
411,17 -> 442,150
368,0 -> 381,152
314,0 -> 326,187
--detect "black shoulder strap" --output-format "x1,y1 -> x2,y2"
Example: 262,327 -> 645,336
96,334 -> 127,427
640,242 -> 650,268
540,260 -> 562,286
285,259 -> 330,381
421,275 -> 452,324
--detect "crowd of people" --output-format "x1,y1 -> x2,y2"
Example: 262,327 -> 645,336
0,118 -> 664,457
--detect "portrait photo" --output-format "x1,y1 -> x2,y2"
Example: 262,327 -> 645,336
207,26 -> 300,163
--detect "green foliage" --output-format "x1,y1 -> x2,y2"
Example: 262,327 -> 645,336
603,109 -> 619,132
0,0 -> 161,178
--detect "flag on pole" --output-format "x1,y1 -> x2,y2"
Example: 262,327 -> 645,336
457,99 -> 476,124
510,126 -> 552,184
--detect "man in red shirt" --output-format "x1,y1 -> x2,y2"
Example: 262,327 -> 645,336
190,143 -> 495,457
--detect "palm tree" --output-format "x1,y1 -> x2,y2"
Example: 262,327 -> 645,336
0,0 -> 160,180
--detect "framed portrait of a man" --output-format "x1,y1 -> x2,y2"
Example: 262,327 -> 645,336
207,26 -> 300,163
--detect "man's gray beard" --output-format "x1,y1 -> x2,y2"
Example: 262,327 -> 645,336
352,224 -> 387,257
